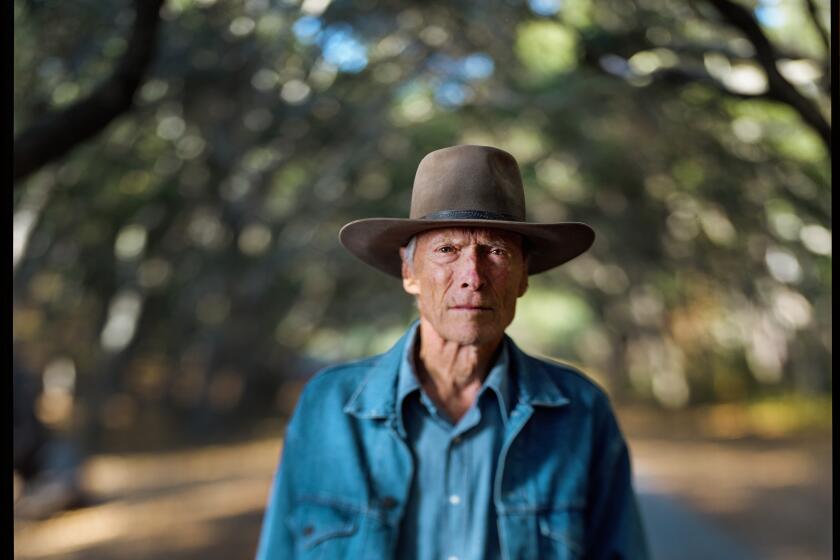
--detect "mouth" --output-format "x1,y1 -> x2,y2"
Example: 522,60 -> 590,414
450,305 -> 493,312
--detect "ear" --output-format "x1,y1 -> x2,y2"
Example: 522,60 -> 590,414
517,237 -> 529,297
517,268 -> 528,297
400,247 -> 421,296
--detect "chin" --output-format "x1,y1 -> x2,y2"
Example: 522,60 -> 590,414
438,320 -> 503,347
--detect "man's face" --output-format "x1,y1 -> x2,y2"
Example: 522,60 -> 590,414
401,227 -> 529,346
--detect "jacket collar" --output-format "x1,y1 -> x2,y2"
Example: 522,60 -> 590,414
343,322 -> 569,420
507,336 -> 570,408
342,324 -> 411,420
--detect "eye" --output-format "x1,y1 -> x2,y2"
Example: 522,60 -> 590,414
489,247 -> 507,256
437,245 -> 456,254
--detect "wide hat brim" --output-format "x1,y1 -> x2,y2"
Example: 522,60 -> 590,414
339,217 -> 595,278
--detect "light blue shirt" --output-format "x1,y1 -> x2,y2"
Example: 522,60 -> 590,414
395,324 -> 510,560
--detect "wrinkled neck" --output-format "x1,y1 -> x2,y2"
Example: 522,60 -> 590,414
412,320 -> 502,421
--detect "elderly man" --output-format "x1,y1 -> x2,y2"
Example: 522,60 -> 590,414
257,145 -> 649,559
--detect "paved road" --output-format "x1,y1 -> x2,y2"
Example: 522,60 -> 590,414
636,474 -> 757,560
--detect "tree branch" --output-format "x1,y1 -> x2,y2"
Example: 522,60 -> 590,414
803,0 -> 830,58
14,0 -> 166,185
666,40 -> 821,68
649,66 -> 775,101
705,0 -> 830,153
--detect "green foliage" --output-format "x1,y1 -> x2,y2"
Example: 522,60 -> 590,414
509,288 -> 594,354
515,21 -> 580,78
13,0 -> 831,444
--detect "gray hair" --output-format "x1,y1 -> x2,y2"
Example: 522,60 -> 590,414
400,232 -> 532,275
401,235 -> 417,273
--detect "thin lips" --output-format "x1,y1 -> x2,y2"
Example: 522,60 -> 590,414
450,304 -> 493,310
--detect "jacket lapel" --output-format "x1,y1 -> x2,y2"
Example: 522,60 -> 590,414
342,325 -> 412,421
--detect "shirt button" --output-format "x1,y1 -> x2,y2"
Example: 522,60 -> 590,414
453,436 -> 462,444
380,496 -> 398,510
448,494 -> 461,505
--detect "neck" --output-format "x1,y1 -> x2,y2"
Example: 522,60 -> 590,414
412,319 -> 503,422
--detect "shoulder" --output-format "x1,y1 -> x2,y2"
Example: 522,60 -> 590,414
519,353 -> 627,449
283,352 -> 389,439
296,353 -> 386,405
519,350 -> 614,411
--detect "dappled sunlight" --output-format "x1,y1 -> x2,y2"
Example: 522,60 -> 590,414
15,480 -> 263,558
13,0 -> 829,349
621,404 -> 831,559
99,291 -> 143,353
13,415 -> 831,560
15,438 -> 283,559
12,0 -> 830,557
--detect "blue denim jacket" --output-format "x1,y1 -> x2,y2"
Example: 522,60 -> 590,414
257,326 -> 649,559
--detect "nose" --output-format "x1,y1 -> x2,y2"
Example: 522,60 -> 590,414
457,249 -> 486,290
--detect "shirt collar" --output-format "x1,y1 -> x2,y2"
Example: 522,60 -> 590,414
343,322 -> 570,423
396,322 -> 512,430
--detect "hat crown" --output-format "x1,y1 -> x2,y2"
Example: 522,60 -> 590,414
338,144 -> 595,278
409,145 -> 526,220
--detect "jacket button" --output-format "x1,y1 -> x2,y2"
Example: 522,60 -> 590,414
380,496 -> 398,509
302,525 -> 314,536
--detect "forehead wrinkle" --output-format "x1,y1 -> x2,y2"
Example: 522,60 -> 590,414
419,227 -> 522,246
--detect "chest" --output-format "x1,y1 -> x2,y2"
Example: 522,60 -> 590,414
290,404 -> 593,559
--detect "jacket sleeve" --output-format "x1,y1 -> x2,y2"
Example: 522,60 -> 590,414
584,393 -> 650,560
255,397 -> 305,559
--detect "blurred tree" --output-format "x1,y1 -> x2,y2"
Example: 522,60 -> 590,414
13,0 -> 830,449
14,0 -> 167,183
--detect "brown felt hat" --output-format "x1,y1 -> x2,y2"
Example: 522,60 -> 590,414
339,145 -> 595,278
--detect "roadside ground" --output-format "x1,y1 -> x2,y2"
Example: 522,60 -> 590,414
13,406 -> 832,560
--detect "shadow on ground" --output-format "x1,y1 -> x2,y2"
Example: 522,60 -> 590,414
637,488 -> 757,560
14,407 -> 832,560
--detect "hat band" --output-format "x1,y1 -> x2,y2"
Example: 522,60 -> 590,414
421,209 -> 522,222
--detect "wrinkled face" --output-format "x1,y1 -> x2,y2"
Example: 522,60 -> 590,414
401,227 -> 529,346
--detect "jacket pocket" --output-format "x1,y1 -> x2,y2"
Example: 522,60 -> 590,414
537,508 -> 584,559
289,497 -> 360,556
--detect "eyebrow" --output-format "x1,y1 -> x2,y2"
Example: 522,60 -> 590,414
428,236 -> 517,248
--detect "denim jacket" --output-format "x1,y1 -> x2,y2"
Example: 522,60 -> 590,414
257,326 -> 649,559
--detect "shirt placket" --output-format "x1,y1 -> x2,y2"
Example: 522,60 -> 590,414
444,404 -> 482,560
443,435 -> 461,560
